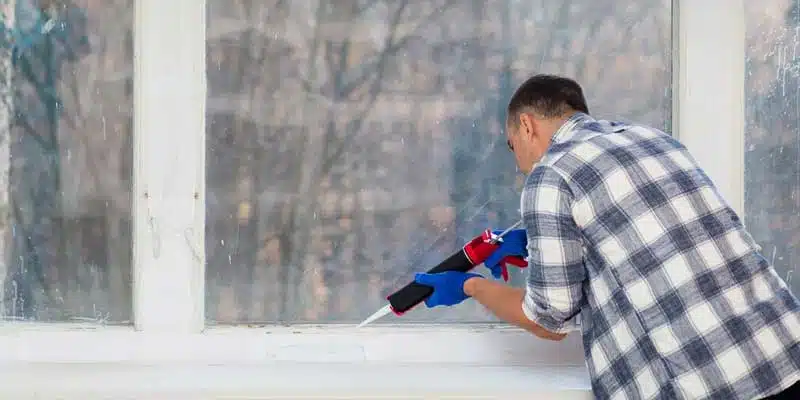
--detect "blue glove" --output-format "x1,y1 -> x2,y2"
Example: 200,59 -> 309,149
414,271 -> 483,307
482,229 -> 529,281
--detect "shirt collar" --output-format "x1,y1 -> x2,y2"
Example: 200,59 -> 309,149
551,112 -> 593,144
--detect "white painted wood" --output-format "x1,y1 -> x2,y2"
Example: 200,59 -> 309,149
0,324 -> 592,398
673,0 -> 746,216
0,364 -> 592,399
132,0 -> 206,333
0,0 -> 14,316
0,324 -> 585,365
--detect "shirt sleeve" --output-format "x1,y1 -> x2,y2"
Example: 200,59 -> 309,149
521,165 -> 585,334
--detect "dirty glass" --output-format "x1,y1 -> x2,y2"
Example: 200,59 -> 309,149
0,0 -> 133,323
205,0 -> 673,324
744,1 -> 800,297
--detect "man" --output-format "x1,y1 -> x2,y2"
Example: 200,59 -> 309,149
414,74 -> 800,399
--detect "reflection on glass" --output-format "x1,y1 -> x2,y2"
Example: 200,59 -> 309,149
205,0 -> 672,324
0,0 -> 133,323
745,1 -> 800,296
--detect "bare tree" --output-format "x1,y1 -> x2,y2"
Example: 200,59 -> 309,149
743,0 -> 800,295
205,0 -> 673,323
1,0 -> 133,322
206,0 -> 465,322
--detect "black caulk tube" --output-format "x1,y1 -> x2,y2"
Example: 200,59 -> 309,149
385,219 -> 523,315
385,248 -> 475,315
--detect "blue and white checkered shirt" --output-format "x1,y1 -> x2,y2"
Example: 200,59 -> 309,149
520,112 -> 800,399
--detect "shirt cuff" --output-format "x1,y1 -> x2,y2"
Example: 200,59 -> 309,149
522,295 -> 581,334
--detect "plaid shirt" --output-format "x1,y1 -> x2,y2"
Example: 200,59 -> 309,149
520,112 -> 800,399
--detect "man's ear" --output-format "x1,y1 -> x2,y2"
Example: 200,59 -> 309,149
518,113 -> 536,140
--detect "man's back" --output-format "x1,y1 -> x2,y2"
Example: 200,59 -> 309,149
537,113 -> 800,399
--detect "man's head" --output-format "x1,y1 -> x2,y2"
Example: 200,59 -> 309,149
505,74 -> 589,174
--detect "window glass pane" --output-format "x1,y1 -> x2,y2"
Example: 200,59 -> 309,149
205,0 -> 673,323
745,1 -> 800,296
0,0 -> 133,323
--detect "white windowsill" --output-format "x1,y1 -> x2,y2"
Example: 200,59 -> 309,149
0,323 -> 592,398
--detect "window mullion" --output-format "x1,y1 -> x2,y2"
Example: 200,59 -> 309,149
673,0 -> 746,216
132,0 -> 207,333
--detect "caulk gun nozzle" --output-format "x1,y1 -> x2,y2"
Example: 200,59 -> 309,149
356,304 -> 393,328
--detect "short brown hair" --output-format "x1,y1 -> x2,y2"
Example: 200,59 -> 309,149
507,74 -> 589,127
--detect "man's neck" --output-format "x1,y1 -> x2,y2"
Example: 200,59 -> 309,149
542,112 -> 577,140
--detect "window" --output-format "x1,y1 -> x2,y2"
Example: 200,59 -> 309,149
744,0 -> 800,296
0,0 -> 133,323
0,0 -> 759,397
204,0 -> 673,324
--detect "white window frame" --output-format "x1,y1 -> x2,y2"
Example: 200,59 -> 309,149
672,0 -> 745,217
0,0 -> 746,397
132,0 -> 206,334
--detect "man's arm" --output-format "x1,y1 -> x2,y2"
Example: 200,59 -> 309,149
520,165 -> 586,334
466,165 -> 586,339
464,277 -> 567,341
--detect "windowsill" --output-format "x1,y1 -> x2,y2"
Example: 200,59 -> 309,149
0,323 -> 592,398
